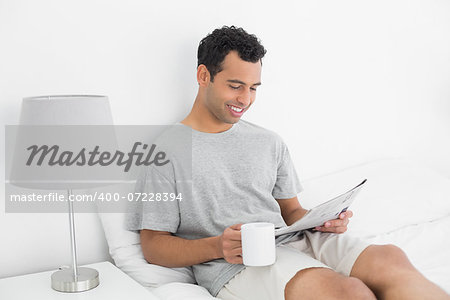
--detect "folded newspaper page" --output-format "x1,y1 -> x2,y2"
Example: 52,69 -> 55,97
275,179 -> 367,237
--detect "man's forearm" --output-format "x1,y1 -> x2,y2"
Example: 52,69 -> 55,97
283,207 -> 309,226
141,233 -> 222,268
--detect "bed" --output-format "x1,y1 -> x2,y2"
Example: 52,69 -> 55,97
99,158 -> 450,299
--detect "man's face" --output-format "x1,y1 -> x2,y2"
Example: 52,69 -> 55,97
204,51 -> 262,124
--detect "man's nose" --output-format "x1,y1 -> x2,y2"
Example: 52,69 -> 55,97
237,89 -> 252,107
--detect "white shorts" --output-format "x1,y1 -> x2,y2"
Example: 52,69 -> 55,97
217,230 -> 371,300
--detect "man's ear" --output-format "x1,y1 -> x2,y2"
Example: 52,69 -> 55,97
197,64 -> 210,87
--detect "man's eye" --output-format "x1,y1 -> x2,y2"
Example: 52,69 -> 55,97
229,85 -> 240,90
250,87 -> 257,91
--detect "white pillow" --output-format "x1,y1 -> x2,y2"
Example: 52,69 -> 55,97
98,212 -> 196,288
298,158 -> 450,237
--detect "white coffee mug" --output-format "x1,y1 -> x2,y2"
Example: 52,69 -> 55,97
241,222 -> 276,266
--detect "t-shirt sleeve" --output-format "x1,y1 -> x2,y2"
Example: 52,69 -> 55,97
272,142 -> 303,199
125,163 -> 181,233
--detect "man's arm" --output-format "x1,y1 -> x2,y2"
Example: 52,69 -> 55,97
276,196 -> 309,226
140,224 -> 243,268
276,196 -> 353,233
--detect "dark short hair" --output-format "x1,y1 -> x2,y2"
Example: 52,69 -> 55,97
197,25 -> 267,82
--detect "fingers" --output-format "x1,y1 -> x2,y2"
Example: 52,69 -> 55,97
222,238 -> 242,251
227,247 -> 243,264
338,210 -> 353,220
314,211 -> 353,233
342,210 -> 353,218
318,218 -> 349,229
335,218 -> 350,227
315,226 -> 348,233
230,247 -> 242,256
223,225 -> 242,241
222,224 -> 243,264
229,223 -> 243,230
222,244 -> 243,264
227,256 -> 243,264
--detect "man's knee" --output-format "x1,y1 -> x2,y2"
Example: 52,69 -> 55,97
344,277 -> 377,300
362,244 -> 417,277
285,267 -> 375,300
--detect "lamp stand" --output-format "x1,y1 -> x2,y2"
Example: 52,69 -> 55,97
51,190 -> 99,292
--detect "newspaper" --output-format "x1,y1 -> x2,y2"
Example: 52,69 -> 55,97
275,179 -> 367,237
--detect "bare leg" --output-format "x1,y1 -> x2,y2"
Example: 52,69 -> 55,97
284,267 -> 376,300
350,244 -> 450,300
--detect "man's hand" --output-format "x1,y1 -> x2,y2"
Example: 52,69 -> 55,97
217,224 -> 243,264
314,210 -> 353,233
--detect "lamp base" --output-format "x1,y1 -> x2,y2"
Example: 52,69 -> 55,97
51,267 -> 99,292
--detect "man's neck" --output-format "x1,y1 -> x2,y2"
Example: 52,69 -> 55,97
181,115 -> 233,133
181,97 -> 233,133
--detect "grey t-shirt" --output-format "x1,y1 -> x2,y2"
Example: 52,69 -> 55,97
126,120 -> 303,296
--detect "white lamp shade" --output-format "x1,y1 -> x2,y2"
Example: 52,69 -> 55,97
20,95 -> 113,125
8,95 -> 117,190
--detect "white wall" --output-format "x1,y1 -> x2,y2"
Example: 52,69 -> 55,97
1,0 -> 449,278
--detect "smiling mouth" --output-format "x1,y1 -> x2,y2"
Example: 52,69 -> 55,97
227,104 -> 244,113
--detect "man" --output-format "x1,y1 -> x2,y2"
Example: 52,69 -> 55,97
127,26 -> 450,299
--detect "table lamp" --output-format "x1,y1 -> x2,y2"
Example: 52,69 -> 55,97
9,95 -> 115,292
